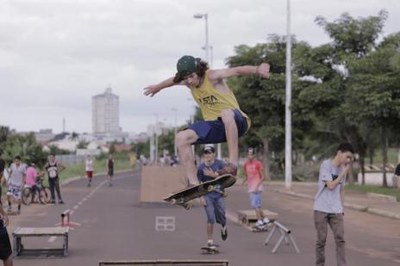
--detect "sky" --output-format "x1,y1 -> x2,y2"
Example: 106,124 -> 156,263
0,0 -> 399,135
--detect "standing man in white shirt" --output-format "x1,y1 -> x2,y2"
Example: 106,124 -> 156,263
313,143 -> 354,266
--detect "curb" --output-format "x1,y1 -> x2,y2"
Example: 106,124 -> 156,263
271,188 -> 400,221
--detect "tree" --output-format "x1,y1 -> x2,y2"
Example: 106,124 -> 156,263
298,11 -> 390,185
226,35 -> 315,178
347,32 -> 400,186
0,133 -> 47,167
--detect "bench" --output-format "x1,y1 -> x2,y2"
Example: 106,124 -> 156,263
237,209 -> 278,225
99,260 -> 229,266
13,227 -> 69,258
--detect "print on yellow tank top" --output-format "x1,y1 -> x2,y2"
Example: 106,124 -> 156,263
190,71 -> 251,129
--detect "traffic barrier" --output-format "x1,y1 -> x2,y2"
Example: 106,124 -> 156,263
264,221 -> 300,254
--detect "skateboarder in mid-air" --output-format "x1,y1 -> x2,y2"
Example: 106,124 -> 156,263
144,55 -> 270,187
197,146 -> 228,249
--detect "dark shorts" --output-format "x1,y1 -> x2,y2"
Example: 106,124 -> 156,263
0,231 -> 12,261
189,109 -> 249,145
86,171 -> 93,178
108,168 -> 114,176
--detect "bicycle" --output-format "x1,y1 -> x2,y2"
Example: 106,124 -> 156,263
22,177 -> 51,205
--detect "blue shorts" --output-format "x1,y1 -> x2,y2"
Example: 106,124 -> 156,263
189,109 -> 248,145
250,191 -> 262,209
204,194 -> 226,225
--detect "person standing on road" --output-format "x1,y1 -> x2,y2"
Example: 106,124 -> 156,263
0,204 -> 13,266
85,155 -> 94,187
197,146 -> 228,248
144,55 -> 270,188
0,153 -> 5,205
313,142 -> 354,266
6,156 -> 26,214
44,154 -> 65,204
393,163 -> 400,189
25,163 -> 39,203
106,154 -> 114,187
242,147 -> 270,229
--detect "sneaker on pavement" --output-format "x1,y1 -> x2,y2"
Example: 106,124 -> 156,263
221,226 -> 228,241
256,220 -> 265,228
263,218 -> 271,225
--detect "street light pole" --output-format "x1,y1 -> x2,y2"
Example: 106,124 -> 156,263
285,0 -> 292,190
171,108 -> 178,157
193,13 -> 210,63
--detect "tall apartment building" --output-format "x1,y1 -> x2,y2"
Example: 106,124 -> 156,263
92,87 -> 120,134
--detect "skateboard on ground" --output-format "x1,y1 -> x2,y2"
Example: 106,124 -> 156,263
163,174 -> 236,209
201,245 -> 219,254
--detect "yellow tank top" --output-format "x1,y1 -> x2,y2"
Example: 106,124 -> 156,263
190,71 -> 251,128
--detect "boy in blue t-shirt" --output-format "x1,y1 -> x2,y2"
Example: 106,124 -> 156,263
197,146 -> 228,248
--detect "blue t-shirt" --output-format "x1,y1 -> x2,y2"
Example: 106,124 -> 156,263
197,159 -> 225,198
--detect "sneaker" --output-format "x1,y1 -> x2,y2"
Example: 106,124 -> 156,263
255,220 -> 265,228
217,162 -> 237,176
50,200 -> 56,204
262,217 -> 271,225
58,200 -> 64,204
207,241 -> 215,248
221,226 -> 228,241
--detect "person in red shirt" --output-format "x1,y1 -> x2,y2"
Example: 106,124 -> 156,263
242,148 -> 270,228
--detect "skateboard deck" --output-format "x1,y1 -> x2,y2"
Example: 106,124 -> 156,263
201,245 -> 219,254
163,174 -> 236,208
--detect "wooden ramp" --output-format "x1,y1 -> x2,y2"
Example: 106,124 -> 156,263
140,166 -> 188,203
99,260 -> 229,266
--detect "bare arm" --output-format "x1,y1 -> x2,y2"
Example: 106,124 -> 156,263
326,164 -> 350,190
208,63 -> 270,81
257,167 -> 265,189
143,77 -> 185,97
0,205 -> 9,226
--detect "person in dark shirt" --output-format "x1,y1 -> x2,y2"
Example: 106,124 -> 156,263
0,204 -> 13,266
197,146 -> 228,248
106,154 -> 114,187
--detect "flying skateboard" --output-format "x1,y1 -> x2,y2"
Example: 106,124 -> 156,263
201,244 -> 219,254
163,174 -> 236,209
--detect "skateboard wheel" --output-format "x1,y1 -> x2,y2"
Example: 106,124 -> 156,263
177,198 -> 185,204
169,199 -> 177,205
207,185 -> 214,192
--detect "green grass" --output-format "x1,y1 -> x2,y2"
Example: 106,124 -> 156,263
1,153 -> 134,195
346,183 -> 400,201
58,153 -> 133,182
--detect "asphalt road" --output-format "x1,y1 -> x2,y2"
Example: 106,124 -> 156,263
8,169 -> 400,266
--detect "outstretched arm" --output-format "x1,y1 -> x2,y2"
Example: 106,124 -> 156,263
208,63 -> 270,81
143,77 -> 184,97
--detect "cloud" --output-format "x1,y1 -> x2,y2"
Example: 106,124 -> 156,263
0,0 -> 399,134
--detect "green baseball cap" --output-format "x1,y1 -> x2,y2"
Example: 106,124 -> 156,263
174,55 -> 198,82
